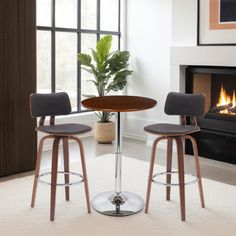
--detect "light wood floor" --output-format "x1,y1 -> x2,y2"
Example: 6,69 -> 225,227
1,136 -> 236,186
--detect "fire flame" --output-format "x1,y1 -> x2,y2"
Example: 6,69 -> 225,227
216,85 -> 236,114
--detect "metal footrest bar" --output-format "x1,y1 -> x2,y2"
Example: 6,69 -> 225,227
37,171 -> 84,186
152,171 -> 199,187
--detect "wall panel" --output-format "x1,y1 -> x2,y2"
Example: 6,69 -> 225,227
0,0 -> 37,176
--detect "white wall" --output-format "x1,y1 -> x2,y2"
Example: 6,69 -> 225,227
171,0 -> 198,46
124,0 -> 173,140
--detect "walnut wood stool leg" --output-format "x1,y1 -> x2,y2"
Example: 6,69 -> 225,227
186,135 -> 205,208
63,138 -> 70,201
31,137 -> 45,207
78,138 -> 91,213
145,140 -> 157,214
175,137 -> 186,221
145,137 -> 166,213
50,137 -> 60,221
166,139 -> 173,201
70,137 -> 91,213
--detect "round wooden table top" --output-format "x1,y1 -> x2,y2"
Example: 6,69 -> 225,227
81,95 -> 157,112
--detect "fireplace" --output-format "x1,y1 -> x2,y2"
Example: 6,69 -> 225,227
185,66 -> 236,164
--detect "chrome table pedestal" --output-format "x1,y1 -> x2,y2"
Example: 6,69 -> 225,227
91,112 -> 144,216
91,191 -> 144,216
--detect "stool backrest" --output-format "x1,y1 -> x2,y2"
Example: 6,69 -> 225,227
164,92 -> 205,117
30,93 -> 71,125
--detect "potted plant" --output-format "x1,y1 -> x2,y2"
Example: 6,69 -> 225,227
78,35 -> 133,143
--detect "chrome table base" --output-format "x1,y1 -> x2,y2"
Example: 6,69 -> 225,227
91,191 -> 144,216
92,112 -> 144,216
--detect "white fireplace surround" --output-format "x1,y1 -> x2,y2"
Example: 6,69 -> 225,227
170,46 -> 236,95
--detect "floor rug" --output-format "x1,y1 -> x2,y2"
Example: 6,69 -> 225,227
0,154 -> 236,236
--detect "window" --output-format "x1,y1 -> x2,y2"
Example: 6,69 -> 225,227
37,0 -> 121,112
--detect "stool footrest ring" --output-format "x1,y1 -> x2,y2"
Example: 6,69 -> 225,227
37,171 -> 84,186
152,171 -> 199,187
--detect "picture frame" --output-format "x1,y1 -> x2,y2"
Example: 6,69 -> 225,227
197,0 -> 236,46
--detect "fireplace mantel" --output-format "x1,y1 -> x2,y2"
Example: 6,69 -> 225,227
171,46 -> 236,67
170,46 -> 236,93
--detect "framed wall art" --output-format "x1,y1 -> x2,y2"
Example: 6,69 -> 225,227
198,0 -> 236,45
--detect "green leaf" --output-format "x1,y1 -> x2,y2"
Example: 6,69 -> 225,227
91,49 -> 100,64
96,35 -> 112,63
108,51 -> 130,74
106,78 -> 126,93
106,70 -> 132,93
98,111 -> 113,123
91,67 -> 99,78
115,69 -> 133,78
95,111 -> 103,120
87,80 -> 98,87
78,53 -> 92,67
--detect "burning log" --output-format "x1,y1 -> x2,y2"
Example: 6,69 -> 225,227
209,103 -> 233,113
228,106 -> 236,114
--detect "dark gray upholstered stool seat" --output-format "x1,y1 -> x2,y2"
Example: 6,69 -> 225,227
36,123 -> 92,136
144,123 -> 200,136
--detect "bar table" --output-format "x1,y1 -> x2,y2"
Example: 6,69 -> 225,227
82,95 -> 157,216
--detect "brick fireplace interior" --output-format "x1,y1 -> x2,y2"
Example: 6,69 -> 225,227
185,66 -> 236,164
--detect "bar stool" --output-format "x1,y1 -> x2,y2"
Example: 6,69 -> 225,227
144,92 -> 205,221
30,92 -> 91,221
